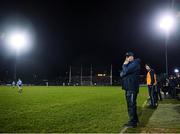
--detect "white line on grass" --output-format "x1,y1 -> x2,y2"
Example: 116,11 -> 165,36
119,100 -> 147,133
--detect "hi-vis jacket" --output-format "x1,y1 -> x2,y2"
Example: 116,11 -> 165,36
146,69 -> 157,86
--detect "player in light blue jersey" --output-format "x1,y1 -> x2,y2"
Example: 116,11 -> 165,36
17,78 -> 23,93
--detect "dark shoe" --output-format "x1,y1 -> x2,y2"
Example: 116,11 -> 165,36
151,105 -> 157,109
148,105 -> 153,108
123,122 -> 137,128
124,123 -> 137,128
148,105 -> 157,109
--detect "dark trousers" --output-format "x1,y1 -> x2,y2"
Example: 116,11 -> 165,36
168,86 -> 176,98
148,85 -> 157,106
125,90 -> 139,124
156,86 -> 162,100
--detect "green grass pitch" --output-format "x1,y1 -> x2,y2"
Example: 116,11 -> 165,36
0,86 -> 148,133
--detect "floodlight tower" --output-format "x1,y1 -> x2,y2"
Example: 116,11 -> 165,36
6,31 -> 30,81
159,14 -> 175,76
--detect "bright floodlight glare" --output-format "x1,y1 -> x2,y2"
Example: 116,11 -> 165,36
159,15 -> 175,32
9,32 -> 27,51
5,29 -> 32,53
174,69 -> 179,73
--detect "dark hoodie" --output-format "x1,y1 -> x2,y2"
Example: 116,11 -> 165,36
120,58 -> 141,91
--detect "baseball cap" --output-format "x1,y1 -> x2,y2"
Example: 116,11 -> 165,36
125,52 -> 134,57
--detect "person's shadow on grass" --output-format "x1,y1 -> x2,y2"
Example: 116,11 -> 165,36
174,105 -> 180,114
126,104 -> 156,133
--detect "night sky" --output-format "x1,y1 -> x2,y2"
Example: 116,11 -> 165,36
0,0 -> 180,80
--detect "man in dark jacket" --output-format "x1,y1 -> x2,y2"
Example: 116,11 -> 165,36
169,76 -> 176,98
120,52 -> 141,128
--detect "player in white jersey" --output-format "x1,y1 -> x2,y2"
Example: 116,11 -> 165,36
12,81 -> 15,88
17,78 -> 23,93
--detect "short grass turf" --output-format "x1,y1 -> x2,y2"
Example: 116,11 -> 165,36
0,86 -> 147,133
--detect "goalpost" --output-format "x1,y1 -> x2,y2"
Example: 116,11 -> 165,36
68,64 -> 113,86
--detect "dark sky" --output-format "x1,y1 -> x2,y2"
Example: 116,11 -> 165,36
0,0 -> 180,80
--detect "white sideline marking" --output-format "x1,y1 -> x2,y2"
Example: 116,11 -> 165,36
120,126 -> 128,133
119,100 -> 147,133
142,100 -> 147,108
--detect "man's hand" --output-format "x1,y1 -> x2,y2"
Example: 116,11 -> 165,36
123,58 -> 129,65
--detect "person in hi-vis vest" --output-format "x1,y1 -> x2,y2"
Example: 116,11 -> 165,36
145,64 -> 158,108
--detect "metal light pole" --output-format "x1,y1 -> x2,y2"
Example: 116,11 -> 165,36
14,58 -> 17,81
165,33 -> 169,76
